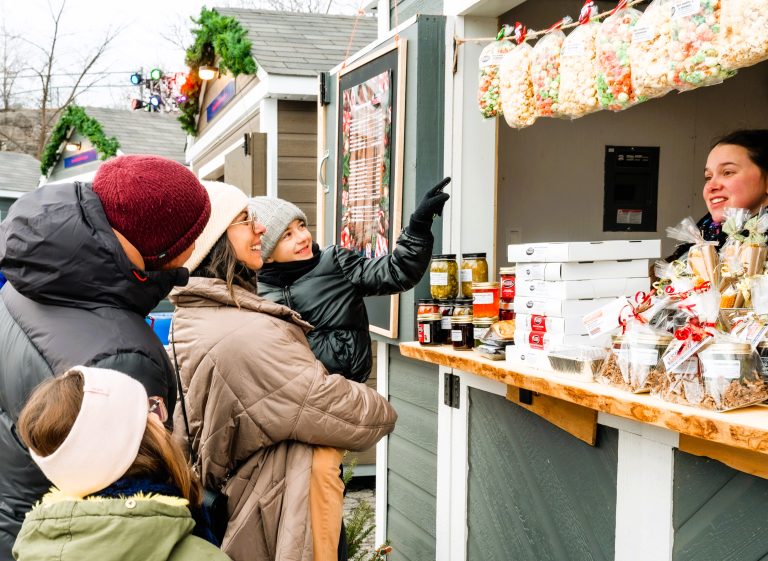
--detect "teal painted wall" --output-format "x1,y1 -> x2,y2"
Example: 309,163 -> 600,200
466,389 -> 618,561
387,346 -> 439,561
672,450 -> 768,560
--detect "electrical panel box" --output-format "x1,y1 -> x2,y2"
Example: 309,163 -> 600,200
603,145 -> 659,232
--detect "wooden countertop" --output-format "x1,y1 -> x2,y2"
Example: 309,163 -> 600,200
400,342 -> 768,456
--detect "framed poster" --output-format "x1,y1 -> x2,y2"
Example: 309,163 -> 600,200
335,39 -> 407,338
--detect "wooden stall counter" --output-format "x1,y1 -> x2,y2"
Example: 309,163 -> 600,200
400,342 -> 768,478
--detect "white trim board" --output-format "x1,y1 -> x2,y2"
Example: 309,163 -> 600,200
259,98 -> 278,197
374,340 -> 390,548
0,188 -> 29,198
196,137 -> 246,180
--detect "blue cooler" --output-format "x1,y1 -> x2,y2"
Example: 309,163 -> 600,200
146,312 -> 173,346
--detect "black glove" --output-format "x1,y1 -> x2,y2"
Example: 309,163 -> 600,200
409,177 -> 451,234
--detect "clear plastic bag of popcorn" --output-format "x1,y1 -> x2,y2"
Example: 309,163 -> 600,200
477,39 -> 515,119
596,6 -> 645,110
499,43 -> 537,129
531,30 -> 566,118
630,0 -> 675,99
720,0 -> 768,69
558,21 -> 601,118
669,0 -> 735,91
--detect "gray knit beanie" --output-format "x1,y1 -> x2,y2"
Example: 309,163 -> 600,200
248,196 -> 308,259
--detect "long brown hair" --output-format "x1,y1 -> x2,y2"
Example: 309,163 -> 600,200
18,373 -> 202,506
191,233 -> 256,304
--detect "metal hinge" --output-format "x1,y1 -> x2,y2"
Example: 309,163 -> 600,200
444,373 -> 460,409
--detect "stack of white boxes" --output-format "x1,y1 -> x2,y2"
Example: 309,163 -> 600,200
506,240 -> 661,369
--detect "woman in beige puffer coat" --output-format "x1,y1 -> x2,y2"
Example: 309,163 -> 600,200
170,182 -> 397,561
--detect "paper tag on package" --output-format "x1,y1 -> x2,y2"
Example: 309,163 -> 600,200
662,336 -> 712,372
582,297 -> 629,338
732,317 -> 768,349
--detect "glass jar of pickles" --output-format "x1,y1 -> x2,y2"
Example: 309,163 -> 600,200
472,282 -> 500,319
452,298 -> 473,318
460,253 -> 489,298
430,255 -> 459,300
451,316 -> 474,350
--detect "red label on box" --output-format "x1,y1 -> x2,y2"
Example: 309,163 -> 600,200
528,332 -> 545,350
530,314 -> 547,332
501,275 -> 516,299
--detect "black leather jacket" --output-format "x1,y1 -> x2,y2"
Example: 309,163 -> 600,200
258,226 -> 433,382
0,182 -> 187,557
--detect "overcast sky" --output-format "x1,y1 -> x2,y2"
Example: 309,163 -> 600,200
0,0 -> 358,108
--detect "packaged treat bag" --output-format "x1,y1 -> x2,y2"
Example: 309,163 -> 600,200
477,37 -> 515,119
699,338 -> 768,410
531,21 -> 569,118
720,0 -> 768,70
630,0 -> 675,99
668,0 -> 735,91
499,24 -> 537,129
558,1 -> 601,118
666,216 -> 720,286
596,2 -> 645,111
720,209 -> 768,307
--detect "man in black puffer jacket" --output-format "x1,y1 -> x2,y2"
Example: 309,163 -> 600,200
254,178 -> 450,383
0,155 -> 210,558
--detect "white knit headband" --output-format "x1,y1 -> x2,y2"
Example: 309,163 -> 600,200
30,366 -> 148,498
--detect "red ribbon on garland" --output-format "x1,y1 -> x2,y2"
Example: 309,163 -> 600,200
514,22 -> 527,44
579,0 -> 597,24
610,0 -> 628,15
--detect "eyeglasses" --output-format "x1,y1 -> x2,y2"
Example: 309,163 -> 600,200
148,396 -> 168,423
228,217 -> 261,233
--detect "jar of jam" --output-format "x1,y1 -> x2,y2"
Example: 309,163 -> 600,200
472,282 -> 500,319
499,301 -> 515,321
417,298 -> 440,316
452,298 -> 473,317
430,255 -> 459,300
417,313 -> 442,346
460,253 -> 489,298
438,301 -> 454,344
473,317 -> 496,346
451,316 -> 474,350
499,267 -> 516,301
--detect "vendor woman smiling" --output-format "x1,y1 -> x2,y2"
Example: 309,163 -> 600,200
669,129 -> 768,261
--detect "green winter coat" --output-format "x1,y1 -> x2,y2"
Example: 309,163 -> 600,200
12,491 -> 230,561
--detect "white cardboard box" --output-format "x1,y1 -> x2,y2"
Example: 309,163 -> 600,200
516,277 -> 650,299
514,296 -> 613,317
516,313 -> 586,335
509,239 -> 660,263
514,329 -> 610,350
505,346 -> 549,369
516,259 -> 650,281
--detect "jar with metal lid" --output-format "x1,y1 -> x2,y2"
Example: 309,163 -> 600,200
452,298 -> 474,317
473,317 -> 496,347
417,299 -> 440,316
438,301 -> 454,344
430,255 -> 459,300
699,342 -> 768,410
499,266 -> 516,301
499,300 -> 515,321
626,333 -> 672,393
460,253 -> 489,298
472,282 -> 500,319
451,316 -> 474,350
417,313 -> 442,346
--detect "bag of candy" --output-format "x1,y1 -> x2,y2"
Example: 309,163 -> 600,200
499,26 -> 537,129
666,216 -> 720,286
720,0 -> 768,70
478,38 -> 515,119
531,26 -> 567,118
596,3 -> 645,110
558,2 -> 601,118
629,0 -> 675,99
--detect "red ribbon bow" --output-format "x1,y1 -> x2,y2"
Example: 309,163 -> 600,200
674,317 -> 715,352
514,22 -> 527,44
579,0 -> 596,24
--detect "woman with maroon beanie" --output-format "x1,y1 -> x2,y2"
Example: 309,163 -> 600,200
0,154 -> 210,558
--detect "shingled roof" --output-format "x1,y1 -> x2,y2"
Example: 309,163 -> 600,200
83,107 -> 186,163
217,8 -> 378,77
0,151 -> 40,193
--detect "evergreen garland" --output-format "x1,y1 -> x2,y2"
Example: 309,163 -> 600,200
179,8 -> 258,136
40,105 -> 120,175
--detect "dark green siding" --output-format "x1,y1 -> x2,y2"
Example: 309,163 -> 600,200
387,346 -> 438,561
391,0 -> 444,24
0,197 -> 15,221
672,450 -> 768,560
466,389 -> 618,561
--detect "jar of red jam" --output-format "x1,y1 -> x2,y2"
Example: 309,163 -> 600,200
451,316 -> 474,350
472,282 -> 500,319
499,267 -> 516,301
499,300 -> 515,321
417,313 -> 442,346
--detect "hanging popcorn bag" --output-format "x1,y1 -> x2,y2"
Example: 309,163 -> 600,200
596,2 -> 645,110
477,38 -> 515,119
629,0 -> 675,99
668,0 -> 735,91
558,2 -> 601,119
531,24 -> 567,118
720,0 -> 768,70
499,24 -> 537,129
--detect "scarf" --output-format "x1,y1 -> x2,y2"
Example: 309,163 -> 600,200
258,243 -> 322,288
91,477 -> 220,546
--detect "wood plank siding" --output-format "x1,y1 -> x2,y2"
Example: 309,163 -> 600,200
467,389 -> 618,561
277,100 -> 318,237
387,346 -> 439,561
672,451 -> 768,560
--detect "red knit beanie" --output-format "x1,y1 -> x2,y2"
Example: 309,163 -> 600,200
93,155 -> 211,269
